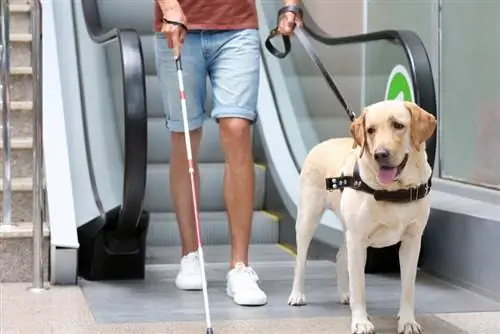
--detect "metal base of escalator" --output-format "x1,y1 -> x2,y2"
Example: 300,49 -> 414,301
79,244 -> 500,325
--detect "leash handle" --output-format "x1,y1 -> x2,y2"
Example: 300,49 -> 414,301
264,5 -> 357,122
264,5 -> 303,59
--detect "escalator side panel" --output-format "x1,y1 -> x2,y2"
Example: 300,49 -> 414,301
75,0 -> 149,280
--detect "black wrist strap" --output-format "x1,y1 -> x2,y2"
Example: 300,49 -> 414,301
161,19 -> 188,31
264,4 -> 303,59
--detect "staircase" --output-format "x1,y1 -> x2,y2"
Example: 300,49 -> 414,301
0,1 -> 49,283
140,35 -> 279,254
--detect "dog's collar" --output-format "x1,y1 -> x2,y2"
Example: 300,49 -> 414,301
325,162 -> 432,203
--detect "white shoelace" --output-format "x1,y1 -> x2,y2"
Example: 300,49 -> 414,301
229,264 -> 261,290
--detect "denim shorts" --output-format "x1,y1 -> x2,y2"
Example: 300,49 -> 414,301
154,29 -> 261,132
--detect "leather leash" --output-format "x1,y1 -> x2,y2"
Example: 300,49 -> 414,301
265,5 -> 357,122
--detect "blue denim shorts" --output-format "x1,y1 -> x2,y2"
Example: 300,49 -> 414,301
154,29 -> 261,132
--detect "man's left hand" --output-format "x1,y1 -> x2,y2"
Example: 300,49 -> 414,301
277,10 -> 302,36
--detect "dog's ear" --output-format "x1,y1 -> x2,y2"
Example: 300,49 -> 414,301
350,109 -> 366,157
405,102 -> 437,152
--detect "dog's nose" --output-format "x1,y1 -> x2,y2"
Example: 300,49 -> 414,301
374,148 -> 390,163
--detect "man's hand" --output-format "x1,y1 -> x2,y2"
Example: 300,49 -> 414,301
159,1 -> 187,59
277,3 -> 302,36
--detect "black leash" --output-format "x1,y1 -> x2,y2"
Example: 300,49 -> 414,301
265,5 -> 357,122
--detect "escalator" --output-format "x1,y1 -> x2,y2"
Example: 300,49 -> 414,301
45,0 -> 500,326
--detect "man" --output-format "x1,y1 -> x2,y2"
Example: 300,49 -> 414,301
154,0 -> 301,306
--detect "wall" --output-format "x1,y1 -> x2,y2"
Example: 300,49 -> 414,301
439,0 -> 500,189
364,0 -> 500,299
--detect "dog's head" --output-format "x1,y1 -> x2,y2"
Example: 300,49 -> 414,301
350,100 -> 436,185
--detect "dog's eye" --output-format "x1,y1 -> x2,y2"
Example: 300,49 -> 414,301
392,122 -> 405,130
367,127 -> 376,135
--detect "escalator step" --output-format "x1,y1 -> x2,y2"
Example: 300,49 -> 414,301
147,211 -> 279,247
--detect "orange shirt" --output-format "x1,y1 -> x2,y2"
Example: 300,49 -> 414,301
153,0 -> 259,32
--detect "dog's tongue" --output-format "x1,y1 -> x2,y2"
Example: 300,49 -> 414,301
377,167 -> 398,184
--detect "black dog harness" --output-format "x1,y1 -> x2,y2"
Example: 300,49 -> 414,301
326,162 -> 432,203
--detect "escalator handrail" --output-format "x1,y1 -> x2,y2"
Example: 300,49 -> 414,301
301,7 -> 438,169
79,0 -> 147,237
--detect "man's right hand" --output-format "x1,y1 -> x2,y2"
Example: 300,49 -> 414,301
160,2 -> 187,59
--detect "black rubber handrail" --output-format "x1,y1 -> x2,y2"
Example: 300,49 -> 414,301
79,0 -> 148,237
301,7 -> 438,169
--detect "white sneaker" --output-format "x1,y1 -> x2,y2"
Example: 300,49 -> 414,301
175,251 -> 203,291
226,262 -> 267,306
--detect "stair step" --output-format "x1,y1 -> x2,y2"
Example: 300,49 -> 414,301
10,37 -> 31,67
148,117 -> 226,163
0,177 -> 33,222
0,177 -> 32,190
10,3 -> 31,35
10,4 -> 31,12
11,66 -> 32,74
0,137 -> 33,148
0,137 -> 33,178
144,163 -> 267,212
147,211 -> 279,246
0,101 -> 33,138
10,32 -> 33,43
146,244 -> 292,265
0,101 -> 32,110
9,67 -> 32,101
0,221 -> 49,238
0,222 -> 49,283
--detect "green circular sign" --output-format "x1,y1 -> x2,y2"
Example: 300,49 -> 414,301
384,64 -> 415,102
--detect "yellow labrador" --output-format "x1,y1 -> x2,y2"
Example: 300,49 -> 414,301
287,100 -> 437,334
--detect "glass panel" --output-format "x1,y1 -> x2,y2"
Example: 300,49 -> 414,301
440,0 -> 500,189
73,2 -> 124,211
106,42 -> 126,157
260,1 -> 416,170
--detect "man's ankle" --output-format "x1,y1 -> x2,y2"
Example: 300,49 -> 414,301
230,259 -> 249,269
181,247 -> 198,257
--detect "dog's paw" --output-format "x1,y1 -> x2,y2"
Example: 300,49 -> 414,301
287,291 -> 306,306
398,319 -> 422,334
339,292 -> 350,305
351,318 -> 375,334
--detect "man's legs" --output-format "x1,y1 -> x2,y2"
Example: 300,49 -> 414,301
207,29 -> 267,306
155,31 -> 207,290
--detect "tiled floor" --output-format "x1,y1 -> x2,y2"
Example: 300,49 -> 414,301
2,245 -> 500,333
2,282 -> 500,333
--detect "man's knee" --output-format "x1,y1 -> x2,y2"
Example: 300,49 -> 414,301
219,118 -> 252,146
